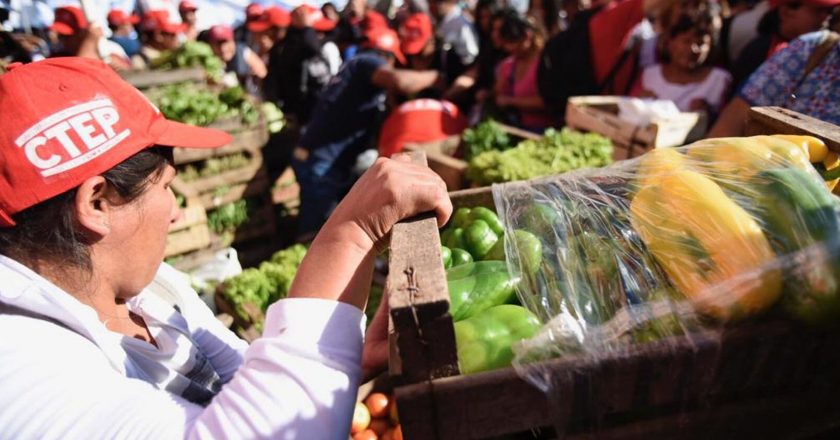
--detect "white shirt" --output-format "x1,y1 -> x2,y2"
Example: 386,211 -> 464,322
641,64 -> 732,113
437,6 -> 479,66
0,256 -> 365,439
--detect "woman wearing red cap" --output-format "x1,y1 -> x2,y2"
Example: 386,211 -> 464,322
0,57 -> 451,438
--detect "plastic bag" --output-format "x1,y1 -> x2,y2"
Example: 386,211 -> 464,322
486,136 -> 840,393
189,247 -> 243,293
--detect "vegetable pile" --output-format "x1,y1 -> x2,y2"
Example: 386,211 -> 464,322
461,119 -> 512,161
221,244 -> 307,326
154,84 -> 260,127
466,128 -> 613,185
179,152 -> 251,182
207,200 -> 250,235
151,41 -> 225,81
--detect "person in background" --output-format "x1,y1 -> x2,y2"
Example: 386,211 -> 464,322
50,5 -> 131,70
323,2 -> 341,22
207,25 -> 267,91
247,6 -> 291,65
291,27 -> 443,239
263,4 -> 337,126
494,13 -> 552,132
730,0 -> 838,87
528,0 -> 562,36
720,0 -> 771,66
178,0 -> 199,41
378,98 -> 468,157
635,11 -> 732,116
107,9 -> 141,58
709,29 -> 839,136
0,56 -> 451,439
429,0 -> 480,83
135,10 -> 185,69
400,12 -> 436,71
235,2 -> 264,43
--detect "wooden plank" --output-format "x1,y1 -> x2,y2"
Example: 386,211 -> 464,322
174,149 -> 264,196
387,151 -> 460,386
746,106 -> 840,152
198,174 -> 269,210
121,67 -> 205,89
448,186 -> 495,210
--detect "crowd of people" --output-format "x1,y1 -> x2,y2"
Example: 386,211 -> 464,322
1,0 -> 837,236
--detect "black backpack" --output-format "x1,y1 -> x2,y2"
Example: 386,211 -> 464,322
537,6 -> 638,125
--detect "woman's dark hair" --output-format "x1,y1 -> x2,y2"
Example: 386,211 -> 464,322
659,9 -> 720,64
499,12 -> 538,43
529,0 -> 561,36
0,147 -> 172,271
757,7 -> 781,36
475,0 -> 504,36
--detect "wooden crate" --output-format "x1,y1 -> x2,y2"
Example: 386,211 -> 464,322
385,108 -> 840,439
120,67 -> 206,90
565,96 -> 700,155
403,124 -> 541,191
173,116 -> 268,165
164,197 -> 210,257
171,148 -> 268,209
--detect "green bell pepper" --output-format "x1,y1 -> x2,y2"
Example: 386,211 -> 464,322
446,260 -> 508,281
448,269 -> 520,321
441,246 -> 453,269
464,220 -> 499,260
455,305 -> 541,374
450,248 -> 474,267
469,206 -> 504,236
485,229 -> 543,274
451,207 -> 473,229
442,227 -> 467,250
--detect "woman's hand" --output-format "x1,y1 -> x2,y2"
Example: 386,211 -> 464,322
289,155 -> 451,310
327,155 -> 452,254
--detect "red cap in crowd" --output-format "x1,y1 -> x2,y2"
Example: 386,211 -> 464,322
361,10 -> 388,32
141,10 -> 187,34
0,58 -> 231,227
400,13 -> 432,56
178,0 -> 198,12
294,4 -> 337,32
364,27 -> 406,65
51,6 -> 87,36
247,6 -> 290,32
208,25 -> 234,42
107,9 -> 140,27
245,2 -> 265,22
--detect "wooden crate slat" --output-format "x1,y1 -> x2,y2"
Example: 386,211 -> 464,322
173,126 -> 267,165
121,67 -> 205,89
174,149 -> 264,195
199,174 -> 269,210
746,106 -> 840,151
165,224 -> 211,257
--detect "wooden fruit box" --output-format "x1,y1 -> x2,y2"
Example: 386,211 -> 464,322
207,197 -> 277,247
385,108 -> 840,439
120,67 -> 206,90
164,197 -> 210,257
171,148 -> 269,210
565,96 -> 701,157
403,124 -> 541,191
173,116 -> 268,165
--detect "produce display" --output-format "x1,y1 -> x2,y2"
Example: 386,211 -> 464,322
153,84 -> 259,127
461,118 -> 512,161
150,41 -> 225,80
466,128 -> 613,185
207,200 -> 250,235
351,393 -> 402,440
221,244 -> 307,326
179,152 -> 252,182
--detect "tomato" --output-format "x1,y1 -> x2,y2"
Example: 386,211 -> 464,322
369,418 -> 391,436
353,428 -> 378,440
351,402 -> 371,434
364,392 -> 391,418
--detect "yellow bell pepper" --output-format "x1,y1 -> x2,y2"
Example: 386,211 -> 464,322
688,136 -> 811,175
636,148 -> 687,188
771,135 -> 828,163
630,170 -> 782,320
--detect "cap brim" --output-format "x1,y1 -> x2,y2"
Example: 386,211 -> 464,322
247,20 -> 272,32
161,23 -> 188,34
155,119 -> 232,149
51,22 -> 76,36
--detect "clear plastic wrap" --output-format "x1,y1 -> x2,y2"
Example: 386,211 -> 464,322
488,136 -> 840,395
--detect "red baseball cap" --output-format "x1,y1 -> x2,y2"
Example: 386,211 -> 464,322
247,6 -> 290,32
294,4 -> 337,32
179,0 -> 198,12
400,13 -> 432,56
0,58 -> 231,227
51,6 -> 87,36
107,9 -> 140,27
246,3 -> 264,21
364,28 -> 407,65
208,25 -> 234,42
362,10 -> 388,32
141,10 -> 187,34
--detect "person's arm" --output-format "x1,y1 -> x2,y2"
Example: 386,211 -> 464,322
371,66 -> 442,96
443,65 -> 478,100
706,96 -> 750,137
244,47 -> 267,79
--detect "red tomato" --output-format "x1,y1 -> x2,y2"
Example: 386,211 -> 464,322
353,428 -> 378,440
369,418 -> 391,436
365,392 -> 391,418
351,402 -> 371,434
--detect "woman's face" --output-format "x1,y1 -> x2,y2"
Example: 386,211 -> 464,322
501,33 -> 532,57
211,39 -> 236,62
109,164 -> 179,296
779,2 -> 833,40
668,30 -> 711,70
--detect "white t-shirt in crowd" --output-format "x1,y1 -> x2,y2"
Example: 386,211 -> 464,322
640,64 -> 732,113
